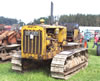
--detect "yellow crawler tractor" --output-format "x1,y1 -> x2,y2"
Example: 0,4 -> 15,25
11,20 -> 88,80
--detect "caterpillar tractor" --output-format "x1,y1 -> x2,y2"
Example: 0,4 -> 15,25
63,23 -> 88,48
62,23 -> 80,42
11,19 -> 88,80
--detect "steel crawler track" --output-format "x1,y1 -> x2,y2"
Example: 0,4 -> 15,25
11,51 -> 22,71
11,48 -> 88,80
51,48 -> 88,80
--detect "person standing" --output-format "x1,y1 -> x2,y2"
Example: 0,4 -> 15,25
92,35 -> 98,48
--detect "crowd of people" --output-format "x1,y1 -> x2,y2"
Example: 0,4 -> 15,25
80,32 -> 100,48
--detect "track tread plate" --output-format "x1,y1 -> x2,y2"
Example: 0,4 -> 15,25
12,54 -> 21,58
51,48 -> 88,80
11,59 -> 22,66
11,51 -> 22,71
12,65 -> 22,71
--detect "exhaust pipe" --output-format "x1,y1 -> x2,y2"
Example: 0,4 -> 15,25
50,1 -> 54,25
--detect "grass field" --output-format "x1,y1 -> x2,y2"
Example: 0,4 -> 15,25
0,41 -> 100,81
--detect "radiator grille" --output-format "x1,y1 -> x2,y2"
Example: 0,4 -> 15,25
23,30 -> 42,54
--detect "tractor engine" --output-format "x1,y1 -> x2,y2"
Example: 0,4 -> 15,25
21,25 -> 66,60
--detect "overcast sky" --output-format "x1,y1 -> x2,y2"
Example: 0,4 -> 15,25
0,0 -> 100,23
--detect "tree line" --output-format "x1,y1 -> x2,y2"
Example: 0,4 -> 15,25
0,16 -> 18,25
33,14 -> 100,26
1,14 -> 100,26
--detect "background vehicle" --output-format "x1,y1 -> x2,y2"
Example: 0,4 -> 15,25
84,32 -> 92,42
62,23 -> 80,42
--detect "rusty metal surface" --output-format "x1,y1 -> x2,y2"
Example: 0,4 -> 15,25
0,30 -> 21,45
0,31 -> 9,40
0,30 -> 21,62
0,50 -> 18,61
11,51 -> 22,71
51,48 -> 88,80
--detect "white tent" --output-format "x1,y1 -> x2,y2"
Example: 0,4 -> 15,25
79,26 -> 100,32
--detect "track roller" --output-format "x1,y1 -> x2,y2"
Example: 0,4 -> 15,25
51,48 -> 88,80
11,51 -> 22,71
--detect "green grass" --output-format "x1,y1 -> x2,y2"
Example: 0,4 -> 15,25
0,41 -> 100,81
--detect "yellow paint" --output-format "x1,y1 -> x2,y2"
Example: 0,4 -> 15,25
58,28 -> 67,43
46,40 -> 51,46
21,25 -> 44,60
28,36 -> 30,53
74,29 -> 79,41
38,31 -> 40,54
21,25 -> 67,60
35,36 -> 37,54
31,39 -> 33,53
25,36 -> 26,52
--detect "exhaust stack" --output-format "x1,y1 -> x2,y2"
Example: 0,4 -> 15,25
50,1 -> 54,25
